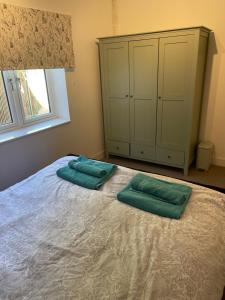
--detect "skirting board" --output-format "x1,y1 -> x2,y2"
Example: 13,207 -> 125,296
213,157 -> 225,167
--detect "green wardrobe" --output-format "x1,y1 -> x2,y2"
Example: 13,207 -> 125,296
98,27 -> 211,175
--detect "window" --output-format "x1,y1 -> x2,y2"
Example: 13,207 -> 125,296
0,73 -> 12,126
15,70 -> 51,121
0,68 -> 70,142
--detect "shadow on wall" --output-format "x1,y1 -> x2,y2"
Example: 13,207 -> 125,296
199,32 -> 219,141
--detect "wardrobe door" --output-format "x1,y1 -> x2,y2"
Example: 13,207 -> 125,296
157,35 -> 194,154
129,39 -> 158,160
101,42 -> 130,151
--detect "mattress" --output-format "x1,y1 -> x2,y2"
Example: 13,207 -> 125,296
0,156 -> 224,300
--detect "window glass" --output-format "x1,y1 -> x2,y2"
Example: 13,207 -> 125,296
15,69 -> 50,120
0,73 -> 12,126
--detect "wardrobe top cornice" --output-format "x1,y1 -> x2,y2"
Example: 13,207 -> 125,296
97,26 -> 211,41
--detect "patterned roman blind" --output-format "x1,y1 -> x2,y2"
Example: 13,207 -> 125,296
0,3 -> 75,70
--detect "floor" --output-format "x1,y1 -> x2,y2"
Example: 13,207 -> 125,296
104,155 -> 225,193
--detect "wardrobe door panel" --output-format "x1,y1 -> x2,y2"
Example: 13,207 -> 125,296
158,100 -> 186,147
132,100 -> 155,143
129,39 -> 158,147
108,99 -> 130,141
102,42 -> 130,143
157,35 -> 194,150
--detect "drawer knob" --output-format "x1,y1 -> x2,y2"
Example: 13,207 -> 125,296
140,151 -> 144,154
168,155 -> 171,159
116,146 -> 120,150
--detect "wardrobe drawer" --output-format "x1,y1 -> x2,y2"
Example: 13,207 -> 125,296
107,140 -> 130,156
131,144 -> 155,160
156,148 -> 184,166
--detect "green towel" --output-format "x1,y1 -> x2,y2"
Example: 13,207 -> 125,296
70,162 -> 107,178
117,185 -> 189,219
57,156 -> 117,189
68,155 -> 117,175
131,173 -> 192,205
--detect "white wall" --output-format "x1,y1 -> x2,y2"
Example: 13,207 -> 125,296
111,0 -> 225,166
0,0 -> 112,190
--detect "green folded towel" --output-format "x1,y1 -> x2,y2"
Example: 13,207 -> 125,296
70,162 -> 107,178
131,173 -> 192,205
117,186 -> 189,219
57,156 -> 117,189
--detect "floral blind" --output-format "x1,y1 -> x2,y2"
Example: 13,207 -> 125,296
0,3 -> 75,70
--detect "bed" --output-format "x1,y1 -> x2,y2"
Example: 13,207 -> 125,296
0,156 -> 224,300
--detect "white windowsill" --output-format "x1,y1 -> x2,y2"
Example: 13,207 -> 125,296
0,118 -> 70,145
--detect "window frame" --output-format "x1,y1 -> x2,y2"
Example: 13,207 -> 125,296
0,71 -> 18,133
0,68 -> 71,145
0,69 -> 56,133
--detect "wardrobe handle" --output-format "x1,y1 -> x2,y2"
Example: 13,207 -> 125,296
158,96 -> 161,100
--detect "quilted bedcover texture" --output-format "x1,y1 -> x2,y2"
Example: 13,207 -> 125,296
0,156 -> 224,300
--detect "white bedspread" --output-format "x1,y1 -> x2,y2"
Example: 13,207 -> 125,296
0,156 -> 224,300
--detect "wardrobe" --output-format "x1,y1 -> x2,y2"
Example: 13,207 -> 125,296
98,27 -> 211,175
